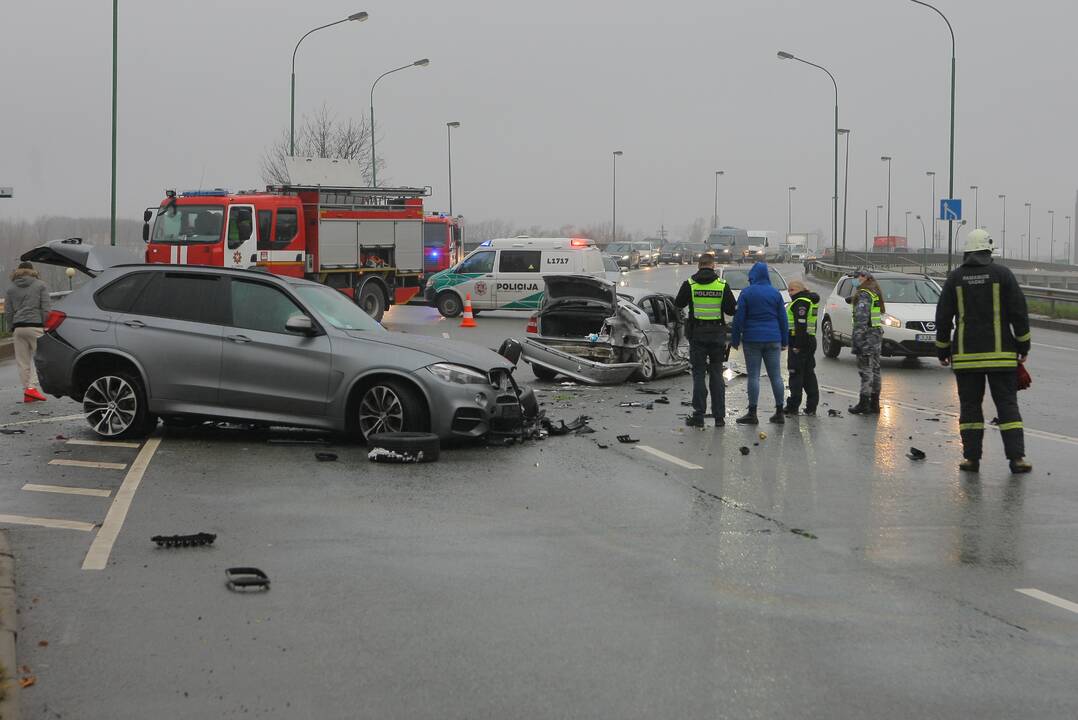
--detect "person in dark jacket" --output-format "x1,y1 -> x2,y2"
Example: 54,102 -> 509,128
784,280 -> 820,415
729,261 -> 788,424
935,229 -> 1032,474
675,254 -> 737,427
4,261 -> 51,403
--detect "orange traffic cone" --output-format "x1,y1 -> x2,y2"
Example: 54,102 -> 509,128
460,293 -> 478,328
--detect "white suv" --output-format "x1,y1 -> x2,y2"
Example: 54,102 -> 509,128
820,271 -> 942,359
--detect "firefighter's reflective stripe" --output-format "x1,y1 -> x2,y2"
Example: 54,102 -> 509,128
992,283 -> 1002,353
953,279 -> 1019,370
1015,331 -> 1031,343
851,289 -> 882,328
935,340 -> 951,349
689,278 -> 727,321
959,422 -> 985,431
956,285 -> 965,356
997,421 -> 1024,431
786,296 -> 818,336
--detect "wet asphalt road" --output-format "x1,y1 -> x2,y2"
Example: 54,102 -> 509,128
2,263 -> 1078,719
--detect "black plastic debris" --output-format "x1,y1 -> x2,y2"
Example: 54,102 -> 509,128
315,452 -> 338,462
654,397 -> 670,405
925,418 -> 941,422
907,447 -> 927,461
595,442 -> 609,449
152,532 -> 216,548
543,415 -> 593,436
827,409 -> 842,417
680,401 -> 693,407
739,446 -> 750,455
616,434 -> 639,444
636,387 -> 672,395
0,428 -> 26,435
226,567 -> 270,592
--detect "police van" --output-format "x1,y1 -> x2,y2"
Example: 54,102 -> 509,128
424,237 -> 605,317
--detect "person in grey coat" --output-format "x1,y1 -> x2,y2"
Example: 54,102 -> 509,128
5,261 -> 51,402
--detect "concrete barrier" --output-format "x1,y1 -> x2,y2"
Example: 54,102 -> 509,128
0,340 -> 12,362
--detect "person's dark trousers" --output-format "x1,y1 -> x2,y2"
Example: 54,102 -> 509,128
787,338 -> 819,412
956,370 -> 1025,460
689,334 -> 726,421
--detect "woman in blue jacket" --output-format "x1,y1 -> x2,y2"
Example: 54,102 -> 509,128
730,262 -> 789,424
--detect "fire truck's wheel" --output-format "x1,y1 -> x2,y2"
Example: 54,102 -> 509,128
357,379 -> 429,441
356,282 -> 386,322
436,291 -> 463,318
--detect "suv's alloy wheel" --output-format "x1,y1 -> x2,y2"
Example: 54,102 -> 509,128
83,373 -> 151,438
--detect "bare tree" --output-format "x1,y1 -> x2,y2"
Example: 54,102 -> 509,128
260,104 -> 383,186
685,217 -> 708,244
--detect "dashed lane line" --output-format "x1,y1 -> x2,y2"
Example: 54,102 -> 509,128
0,513 -> 95,532
48,459 -> 128,471
1031,342 -> 1077,352
1016,588 -> 1078,616
635,445 -> 704,470
23,483 -> 112,498
82,437 -> 162,570
65,439 -> 142,449
0,413 -> 86,428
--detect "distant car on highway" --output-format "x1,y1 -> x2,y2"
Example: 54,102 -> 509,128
657,244 -> 689,264
605,242 -> 641,270
679,243 -> 711,263
25,240 -> 534,441
719,265 -> 791,304
820,271 -> 942,359
600,254 -> 626,282
631,241 -> 659,266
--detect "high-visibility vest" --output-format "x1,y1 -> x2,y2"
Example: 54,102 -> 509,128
688,277 -> 727,321
787,296 -> 819,336
851,289 -> 882,328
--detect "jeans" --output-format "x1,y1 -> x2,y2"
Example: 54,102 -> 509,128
743,341 -> 784,409
689,335 -> 726,420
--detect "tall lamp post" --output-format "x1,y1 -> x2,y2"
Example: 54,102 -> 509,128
291,11 -> 369,157
110,0 -> 118,245
370,58 -> 430,187
838,128 -> 850,256
446,121 -> 460,215
1067,215 -> 1073,265
915,215 -> 928,273
612,151 -> 624,244
1024,202 -> 1032,259
778,50 -> 839,258
970,185 -> 979,227
905,210 -> 911,244
787,186 -> 797,236
910,0 -> 957,271
876,204 -> 883,237
881,156 -> 893,236
926,170 -> 937,251
1049,209 -> 1055,263
713,170 -> 724,229
998,193 -> 1007,259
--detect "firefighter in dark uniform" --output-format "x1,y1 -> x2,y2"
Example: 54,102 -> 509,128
783,280 -> 820,415
675,253 -> 737,427
935,229 -> 1032,474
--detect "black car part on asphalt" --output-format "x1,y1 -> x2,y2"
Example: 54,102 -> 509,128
151,532 -> 217,548
225,567 -> 271,592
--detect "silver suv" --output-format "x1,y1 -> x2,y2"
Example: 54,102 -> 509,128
28,242 -> 530,441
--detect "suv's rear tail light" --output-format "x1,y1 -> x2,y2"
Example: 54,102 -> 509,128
43,310 -> 67,333
526,315 -> 538,334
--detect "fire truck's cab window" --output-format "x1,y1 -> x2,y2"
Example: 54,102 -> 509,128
498,250 -> 541,273
458,250 -> 495,275
152,205 -> 223,244
227,206 -> 254,249
275,209 -> 298,249
257,210 -> 273,251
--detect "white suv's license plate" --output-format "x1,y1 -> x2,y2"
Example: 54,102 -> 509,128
915,333 -> 934,342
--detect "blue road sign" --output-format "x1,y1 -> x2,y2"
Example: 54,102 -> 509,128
940,198 -> 962,222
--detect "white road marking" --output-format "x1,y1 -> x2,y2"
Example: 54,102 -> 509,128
1031,342 -> 1076,352
65,439 -> 142,449
0,513 -> 95,532
0,413 -> 86,428
49,459 -> 128,471
23,483 -> 112,498
82,437 -> 162,570
636,445 -> 704,470
441,332 -> 451,339
1016,588 -> 1078,616
818,384 -> 1078,446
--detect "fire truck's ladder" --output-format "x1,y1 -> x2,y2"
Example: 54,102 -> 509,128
267,184 -> 430,212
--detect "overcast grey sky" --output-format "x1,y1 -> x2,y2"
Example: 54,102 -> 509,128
2,1 -> 1075,254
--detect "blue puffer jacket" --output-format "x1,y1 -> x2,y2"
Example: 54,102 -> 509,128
730,262 -> 788,346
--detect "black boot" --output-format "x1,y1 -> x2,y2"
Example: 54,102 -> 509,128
869,393 -> 881,414
783,400 -> 799,416
769,406 -> 785,424
959,458 -> 980,473
736,406 -> 758,425
848,394 -> 871,414
685,415 -> 705,428
1009,457 -> 1032,474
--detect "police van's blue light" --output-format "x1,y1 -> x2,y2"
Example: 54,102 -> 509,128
479,240 -> 492,247
181,189 -> 230,197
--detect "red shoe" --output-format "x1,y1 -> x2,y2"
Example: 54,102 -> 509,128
23,388 -> 47,403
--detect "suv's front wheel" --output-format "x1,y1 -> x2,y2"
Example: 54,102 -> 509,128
821,317 -> 842,359
83,370 -> 155,439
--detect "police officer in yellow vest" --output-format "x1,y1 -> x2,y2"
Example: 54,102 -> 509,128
935,229 -> 1032,474
846,268 -> 884,415
675,253 -> 737,427
783,280 -> 820,415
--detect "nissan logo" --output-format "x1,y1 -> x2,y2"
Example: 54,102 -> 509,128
926,322 -> 936,331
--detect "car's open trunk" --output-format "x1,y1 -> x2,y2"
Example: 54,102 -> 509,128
537,304 -> 612,338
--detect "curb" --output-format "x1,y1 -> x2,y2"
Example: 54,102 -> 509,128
1029,316 -> 1078,334
0,530 -> 17,720
0,340 -> 12,362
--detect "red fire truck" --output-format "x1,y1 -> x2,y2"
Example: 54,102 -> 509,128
143,179 -> 430,322
423,214 -> 465,277
872,235 -> 908,253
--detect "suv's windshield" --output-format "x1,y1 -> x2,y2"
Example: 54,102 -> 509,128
877,278 -> 941,304
152,204 -> 225,245
293,284 -> 386,332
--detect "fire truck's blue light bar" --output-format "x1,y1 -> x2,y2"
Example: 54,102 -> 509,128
181,189 -> 230,197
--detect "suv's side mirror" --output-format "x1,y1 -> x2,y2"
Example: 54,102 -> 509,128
285,314 -> 316,335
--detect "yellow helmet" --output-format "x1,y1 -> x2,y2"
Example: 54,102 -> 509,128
963,228 -> 994,253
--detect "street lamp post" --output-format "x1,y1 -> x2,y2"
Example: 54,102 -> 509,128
788,186 -> 797,236
927,171 -> 937,251
110,0 -> 118,245
713,170 -> 724,229
446,122 -> 460,215
876,204 -> 883,237
905,210 -> 911,244
1067,215 -> 1073,265
1049,210 -> 1055,263
910,0 -> 957,271
370,58 -> 430,187
838,128 -> 850,257
998,194 -> 1007,259
1025,202 -> 1032,259
291,11 -> 369,157
970,185 -> 979,227
612,151 -> 624,244
881,156 -> 892,236
916,215 -> 928,274
778,51 -> 839,258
